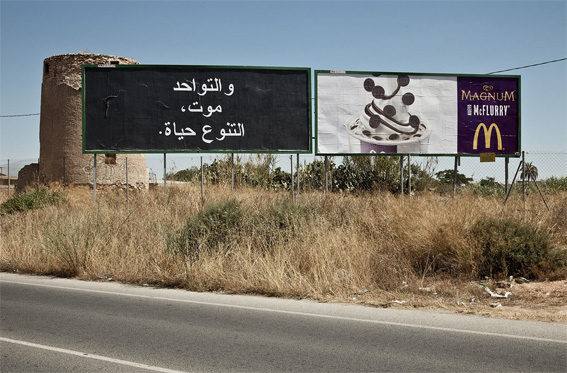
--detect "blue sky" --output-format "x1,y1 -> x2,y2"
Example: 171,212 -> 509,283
1,0 -> 566,178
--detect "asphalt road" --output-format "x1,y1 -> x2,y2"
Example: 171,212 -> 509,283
1,272 -> 566,372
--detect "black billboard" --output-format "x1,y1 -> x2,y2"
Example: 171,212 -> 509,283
82,65 -> 311,153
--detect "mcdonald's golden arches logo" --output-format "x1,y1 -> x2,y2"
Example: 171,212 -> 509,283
473,123 -> 503,150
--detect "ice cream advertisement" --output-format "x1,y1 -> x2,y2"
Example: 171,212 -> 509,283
316,71 -> 520,156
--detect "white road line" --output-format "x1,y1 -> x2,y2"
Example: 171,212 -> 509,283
2,279 -> 567,345
0,337 -> 186,373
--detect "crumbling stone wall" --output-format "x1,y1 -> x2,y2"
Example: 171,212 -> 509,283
38,53 -> 148,188
16,164 -> 39,192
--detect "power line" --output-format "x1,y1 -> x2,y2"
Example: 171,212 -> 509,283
0,58 -> 565,118
0,113 -> 40,118
487,58 -> 566,74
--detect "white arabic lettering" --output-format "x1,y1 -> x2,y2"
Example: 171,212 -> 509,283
203,105 -> 222,118
174,78 -> 234,97
202,125 -> 213,143
173,79 -> 196,92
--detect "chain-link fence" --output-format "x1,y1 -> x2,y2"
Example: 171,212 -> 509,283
1,152 -> 566,198
435,152 -> 567,184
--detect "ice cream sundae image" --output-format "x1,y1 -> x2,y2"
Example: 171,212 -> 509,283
345,75 -> 431,152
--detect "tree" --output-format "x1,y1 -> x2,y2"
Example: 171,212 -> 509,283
521,162 -> 538,182
435,169 -> 473,186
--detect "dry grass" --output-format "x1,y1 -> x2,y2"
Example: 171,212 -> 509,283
1,185 -> 566,322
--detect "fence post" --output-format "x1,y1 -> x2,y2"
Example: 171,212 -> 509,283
7,159 -> 10,197
504,158 -> 523,205
505,157 -> 509,194
453,156 -> 459,198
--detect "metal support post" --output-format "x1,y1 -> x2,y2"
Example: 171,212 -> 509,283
163,153 -> 167,204
290,155 -> 294,202
408,154 -> 412,198
324,156 -> 329,197
296,154 -> 300,201
126,156 -> 129,210
201,156 -> 204,204
93,154 -> 97,203
231,153 -> 235,192
399,156 -> 404,196
522,151 -> 525,203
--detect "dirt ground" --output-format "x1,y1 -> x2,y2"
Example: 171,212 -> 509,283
342,279 -> 567,323
469,280 -> 567,322
404,280 -> 567,323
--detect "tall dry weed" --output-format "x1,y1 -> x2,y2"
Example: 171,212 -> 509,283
1,185 -> 565,307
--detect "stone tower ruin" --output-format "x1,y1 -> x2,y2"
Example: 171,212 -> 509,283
27,53 -> 149,189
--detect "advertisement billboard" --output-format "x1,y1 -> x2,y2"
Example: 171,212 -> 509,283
83,65 -> 311,153
316,71 -> 520,156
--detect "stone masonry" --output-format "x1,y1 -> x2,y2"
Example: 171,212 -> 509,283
17,53 -> 149,191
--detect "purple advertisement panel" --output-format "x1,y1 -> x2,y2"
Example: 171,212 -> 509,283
457,76 -> 519,155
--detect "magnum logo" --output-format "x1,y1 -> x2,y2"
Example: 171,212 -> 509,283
473,122 -> 502,150
461,87 -> 516,102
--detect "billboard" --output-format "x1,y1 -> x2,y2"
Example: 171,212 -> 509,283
83,65 -> 311,153
316,71 -> 520,156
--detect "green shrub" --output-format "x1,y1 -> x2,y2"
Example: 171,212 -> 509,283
471,216 -> 566,279
539,176 -> 567,191
435,169 -> 473,186
300,159 -> 327,192
249,199 -> 309,250
1,187 -> 65,214
167,198 -> 242,261
467,178 -> 506,196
